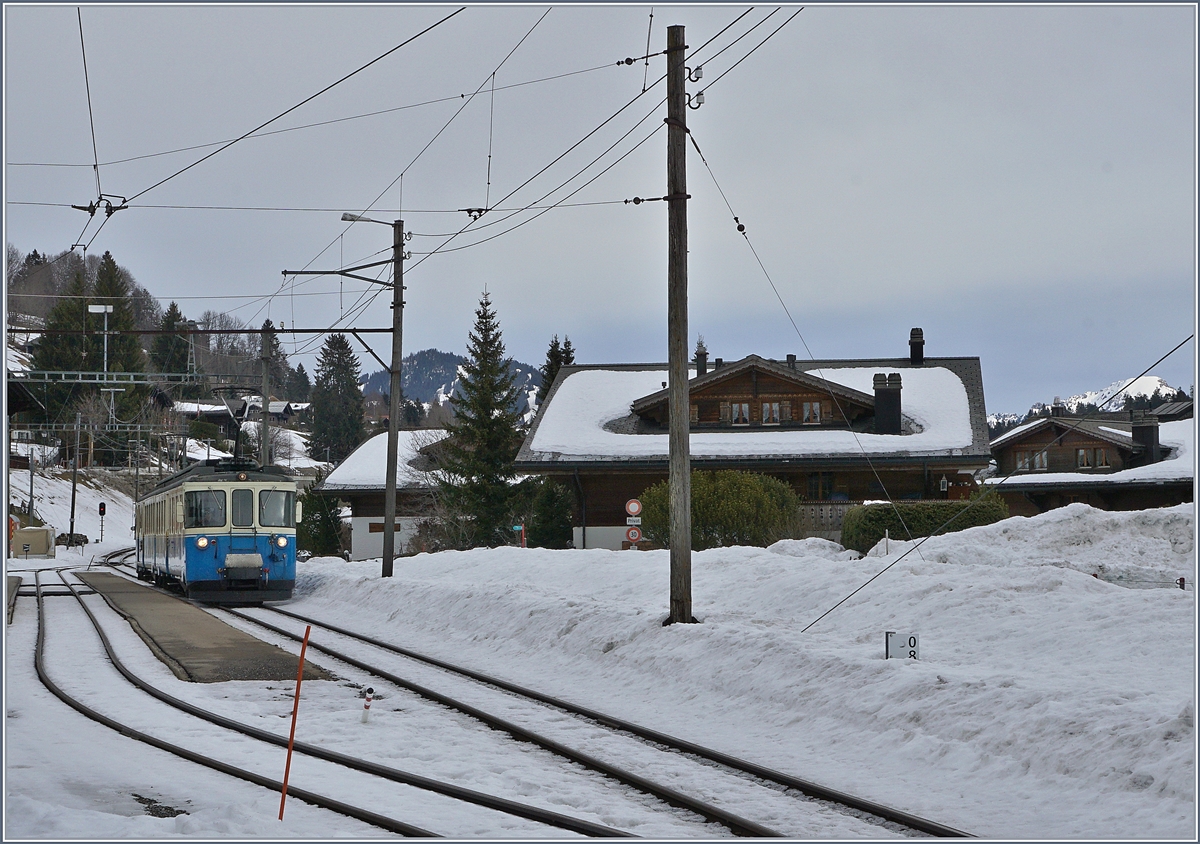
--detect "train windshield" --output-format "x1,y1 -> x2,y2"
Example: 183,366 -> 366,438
259,489 -> 296,528
231,489 -> 254,527
185,490 -> 226,528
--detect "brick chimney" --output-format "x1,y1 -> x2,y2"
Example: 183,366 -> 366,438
695,348 -> 708,376
874,372 -> 902,434
909,328 -> 924,366
1130,412 -> 1161,466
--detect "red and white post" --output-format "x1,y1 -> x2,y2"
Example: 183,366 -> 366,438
361,687 -> 374,723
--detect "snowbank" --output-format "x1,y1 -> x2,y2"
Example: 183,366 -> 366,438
293,504 -> 1195,838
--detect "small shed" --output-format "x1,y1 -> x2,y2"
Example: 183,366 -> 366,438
12,526 -> 56,558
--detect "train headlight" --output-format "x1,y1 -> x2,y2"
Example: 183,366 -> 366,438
196,536 -> 210,549
276,535 -> 289,548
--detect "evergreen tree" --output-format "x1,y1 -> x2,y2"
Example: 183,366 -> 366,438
536,334 -> 575,407
309,333 -> 365,464
298,468 -> 345,556
438,293 -> 524,547
89,250 -> 147,427
152,302 -> 190,374
259,319 -> 292,391
286,363 -> 312,402
31,270 -> 91,418
536,336 -> 562,407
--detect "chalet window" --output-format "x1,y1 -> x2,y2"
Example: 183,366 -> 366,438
690,403 -> 698,424
732,402 -> 750,425
1033,450 -> 1048,470
802,401 -> 821,424
780,400 -> 792,422
808,472 -> 833,500
1096,448 -> 1109,467
1076,448 -> 1092,468
762,401 -> 780,424
719,401 -> 731,423
1016,451 -> 1031,471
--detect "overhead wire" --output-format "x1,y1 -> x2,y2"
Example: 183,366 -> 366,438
76,8 -> 102,199
403,6 -> 771,265
6,61 -> 617,170
800,333 -> 1195,633
124,7 -> 465,204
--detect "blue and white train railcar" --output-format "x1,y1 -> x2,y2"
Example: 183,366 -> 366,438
135,458 -> 301,603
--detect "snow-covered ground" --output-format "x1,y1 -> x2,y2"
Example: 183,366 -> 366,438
4,479 -> 1195,838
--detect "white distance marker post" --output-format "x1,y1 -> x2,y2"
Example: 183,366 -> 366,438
885,631 -> 920,660
361,687 -> 374,723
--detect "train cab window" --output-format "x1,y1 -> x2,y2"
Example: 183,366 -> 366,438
231,489 -> 255,527
259,490 -> 296,528
185,490 -> 226,528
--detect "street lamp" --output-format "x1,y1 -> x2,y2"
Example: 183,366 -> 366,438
340,212 -> 409,578
88,304 -> 121,425
87,304 -> 113,375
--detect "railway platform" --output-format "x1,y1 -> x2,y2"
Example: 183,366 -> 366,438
7,575 -> 20,624
75,572 -> 332,683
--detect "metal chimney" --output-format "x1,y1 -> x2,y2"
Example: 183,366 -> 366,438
874,372 -> 903,434
909,328 -> 925,366
1130,412 -> 1161,466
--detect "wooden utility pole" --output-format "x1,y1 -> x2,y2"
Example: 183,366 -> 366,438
381,220 -> 405,578
666,24 -> 694,624
260,328 -> 271,468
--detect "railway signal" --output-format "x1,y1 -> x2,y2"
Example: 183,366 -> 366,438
99,501 -> 106,542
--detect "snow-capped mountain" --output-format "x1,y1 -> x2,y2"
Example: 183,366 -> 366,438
1059,376 -> 1183,412
360,348 -> 543,422
987,375 -> 1189,439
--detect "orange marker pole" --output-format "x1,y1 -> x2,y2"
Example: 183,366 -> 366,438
278,624 -> 311,821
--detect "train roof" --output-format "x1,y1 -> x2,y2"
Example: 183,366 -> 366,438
139,458 -> 295,499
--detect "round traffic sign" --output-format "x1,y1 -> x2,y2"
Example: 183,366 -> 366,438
625,499 -> 642,517
626,526 -> 642,543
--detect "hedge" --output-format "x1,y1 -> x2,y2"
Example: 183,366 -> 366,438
641,470 -> 800,550
840,493 -> 1009,553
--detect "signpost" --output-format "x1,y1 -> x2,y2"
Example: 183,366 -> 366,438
885,631 -> 920,660
512,524 -> 526,548
625,500 -> 643,549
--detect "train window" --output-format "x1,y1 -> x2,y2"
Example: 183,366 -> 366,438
259,490 -> 296,528
232,489 -> 254,526
186,490 -> 226,528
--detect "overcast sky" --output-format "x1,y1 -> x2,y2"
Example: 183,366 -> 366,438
4,3 -> 1196,414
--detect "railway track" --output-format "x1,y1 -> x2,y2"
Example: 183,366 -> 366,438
228,600 -> 972,839
90,558 -> 972,837
30,568 -> 433,837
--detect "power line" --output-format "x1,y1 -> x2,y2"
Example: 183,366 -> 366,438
6,199 -> 629,215
6,62 -> 616,170
800,333 -> 1194,634
124,8 -> 465,203
76,8 -> 101,199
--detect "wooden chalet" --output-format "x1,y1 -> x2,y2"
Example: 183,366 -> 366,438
515,329 -> 993,549
986,408 -> 1193,515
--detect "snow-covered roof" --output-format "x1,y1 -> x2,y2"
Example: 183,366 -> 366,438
984,420 -> 1194,488
320,429 -> 450,491
517,357 -> 989,467
170,401 -> 233,415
